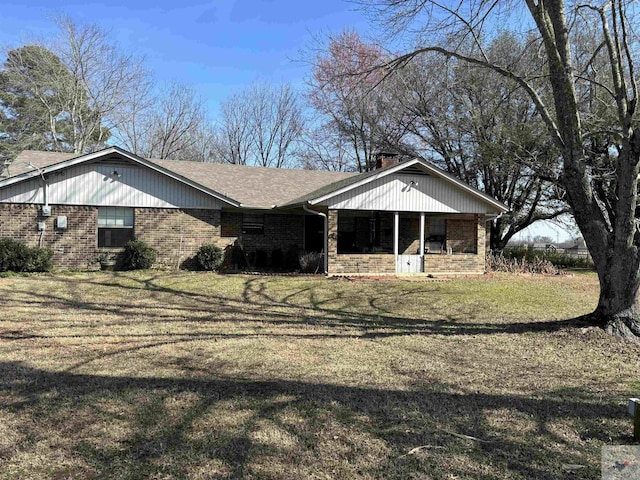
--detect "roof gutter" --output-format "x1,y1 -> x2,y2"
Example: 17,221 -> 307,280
303,203 -> 328,274
238,204 -> 277,210
485,212 -> 505,222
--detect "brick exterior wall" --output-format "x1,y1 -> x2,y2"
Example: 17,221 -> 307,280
134,208 -> 221,269
0,204 -> 224,270
328,209 -> 487,275
0,203 -> 98,269
0,202 -> 486,274
220,212 -> 305,262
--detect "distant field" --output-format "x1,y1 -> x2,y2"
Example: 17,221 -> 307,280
0,271 -> 636,479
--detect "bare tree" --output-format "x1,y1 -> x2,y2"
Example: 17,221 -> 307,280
110,69 -> 155,155
141,82 -> 207,160
215,82 -> 304,167
51,15 -> 149,153
248,83 -> 303,168
362,0 -> 640,338
389,34 -> 569,249
308,30 -> 408,172
298,122 -> 358,171
214,90 -> 253,165
177,123 -> 219,163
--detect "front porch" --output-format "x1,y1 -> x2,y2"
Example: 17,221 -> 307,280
326,210 -> 487,275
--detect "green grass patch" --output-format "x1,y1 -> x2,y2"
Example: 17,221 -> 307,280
0,271 -> 636,479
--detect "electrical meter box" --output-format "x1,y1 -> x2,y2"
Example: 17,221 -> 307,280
41,205 -> 51,217
55,216 -> 67,230
37,221 -> 46,231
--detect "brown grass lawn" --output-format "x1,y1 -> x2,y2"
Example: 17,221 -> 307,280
0,271 -> 637,479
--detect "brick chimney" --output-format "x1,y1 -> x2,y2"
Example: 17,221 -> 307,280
374,151 -> 399,170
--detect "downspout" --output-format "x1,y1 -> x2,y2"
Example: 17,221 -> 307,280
41,175 -> 49,210
39,170 -> 49,248
303,203 -> 328,274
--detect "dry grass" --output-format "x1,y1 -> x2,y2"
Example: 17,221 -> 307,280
0,271 -> 637,479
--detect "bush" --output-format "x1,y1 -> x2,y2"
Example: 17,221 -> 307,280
255,249 -> 268,269
501,246 -> 594,270
230,243 -> 247,269
284,244 -> 300,271
0,237 -> 53,272
487,251 -> 560,275
195,243 -> 223,271
299,251 -> 324,273
271,248 -> 284,270
27,247 -> 54,272
121,240 -> 157,270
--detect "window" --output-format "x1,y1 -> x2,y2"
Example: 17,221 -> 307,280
242,214 -> 264,234
337,213 -> 385,253
98,207 -> 134,248
427,218 -> 446,253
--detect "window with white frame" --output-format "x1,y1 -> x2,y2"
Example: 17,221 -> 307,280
97,207 -> 134,248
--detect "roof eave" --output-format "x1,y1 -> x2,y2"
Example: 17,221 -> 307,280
0,146 -> 242,208
307,158 -> 509,213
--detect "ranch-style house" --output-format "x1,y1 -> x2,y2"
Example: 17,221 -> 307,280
0,147 -> 508,275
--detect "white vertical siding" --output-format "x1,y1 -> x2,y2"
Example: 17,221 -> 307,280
322,173 -> 491,213
0,164 -> 222,209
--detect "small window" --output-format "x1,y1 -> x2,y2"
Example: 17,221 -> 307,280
242,214 -> 264,234
98,207 -> 134,248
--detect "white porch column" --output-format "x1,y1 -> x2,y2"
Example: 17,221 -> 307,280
323,214 -> 328,274
394,211 -> 399,256
419,212 -> 425,255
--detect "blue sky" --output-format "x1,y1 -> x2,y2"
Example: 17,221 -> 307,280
0,1 -> 574,241
0,0 -> 371,113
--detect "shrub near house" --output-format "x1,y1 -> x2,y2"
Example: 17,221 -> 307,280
0,238 -> 53,272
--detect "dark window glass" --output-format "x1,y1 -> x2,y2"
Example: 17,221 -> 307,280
98,228 -> 134,248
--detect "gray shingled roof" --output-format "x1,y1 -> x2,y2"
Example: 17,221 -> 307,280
149,158 -> 355,207
11,150 -> 356,207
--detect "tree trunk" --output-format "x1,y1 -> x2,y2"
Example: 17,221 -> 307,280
489,221 -> 507,251
592,249 -> 640,340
